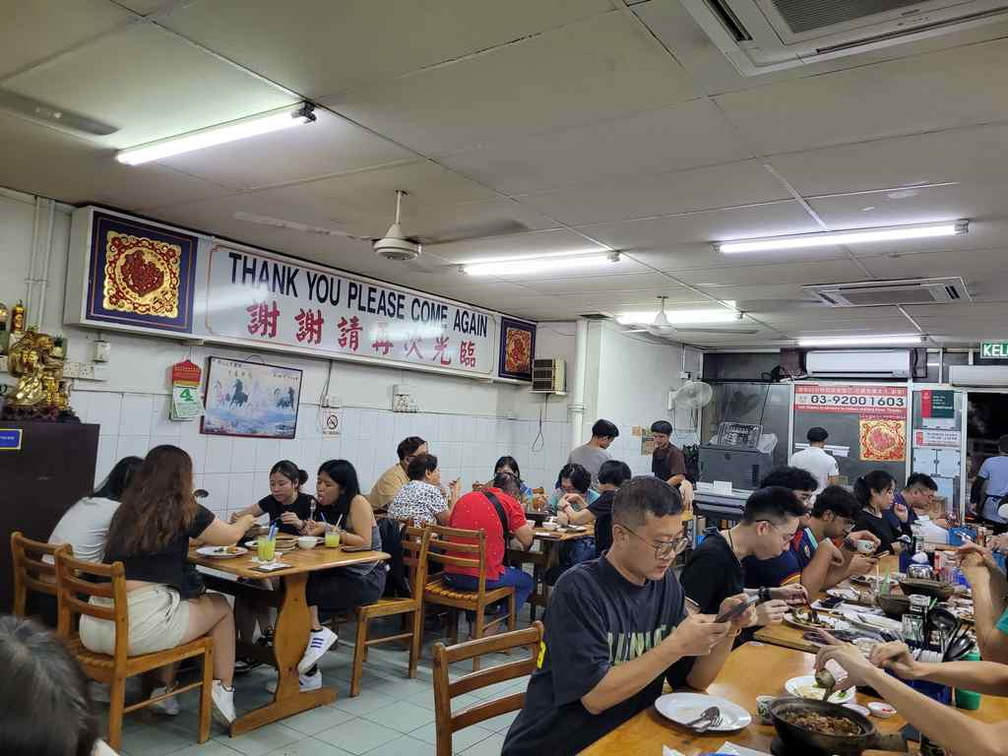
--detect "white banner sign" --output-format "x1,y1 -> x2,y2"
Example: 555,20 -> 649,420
206,244 -> 497,377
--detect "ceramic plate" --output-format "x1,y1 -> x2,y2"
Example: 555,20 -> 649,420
783,611 -> 841,631
195,545 -> 248,559
654,692 -> 752,732
785,675 -> 856,704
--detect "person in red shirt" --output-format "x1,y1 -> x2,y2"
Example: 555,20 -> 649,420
444,472 -> 535,609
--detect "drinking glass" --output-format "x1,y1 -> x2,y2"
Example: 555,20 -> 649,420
325,527 -> 341,548
257,535 -> 277,562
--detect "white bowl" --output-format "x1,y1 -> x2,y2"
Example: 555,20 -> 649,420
856,539 -> 876,554
542,521 -> 559,532
297,536 -> 317,550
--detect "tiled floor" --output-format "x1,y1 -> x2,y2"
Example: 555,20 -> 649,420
104,616 -> 532,756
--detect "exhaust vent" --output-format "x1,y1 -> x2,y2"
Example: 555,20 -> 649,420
805,277 -> 970,307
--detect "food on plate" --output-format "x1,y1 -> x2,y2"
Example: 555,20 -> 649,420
211,545 -> 242,555
789,606 -> 835,629
867,701 -> 897,719
779,710 -> 861,736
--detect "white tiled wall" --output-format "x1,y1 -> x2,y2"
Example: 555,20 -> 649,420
74,389 -> 571,520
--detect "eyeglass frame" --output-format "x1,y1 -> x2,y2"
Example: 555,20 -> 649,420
615,522 -> 691,561
752,518 -> 799,544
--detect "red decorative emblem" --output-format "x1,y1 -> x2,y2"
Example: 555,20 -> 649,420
102,232 -> 181,318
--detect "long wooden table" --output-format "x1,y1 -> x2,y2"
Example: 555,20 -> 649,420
189,544 -> 389,735
582,640 -> 1008,755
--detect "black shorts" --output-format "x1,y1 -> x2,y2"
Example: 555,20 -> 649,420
306,565 -> 386,615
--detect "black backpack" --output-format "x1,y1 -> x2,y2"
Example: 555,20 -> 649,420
379,517 -> 412,598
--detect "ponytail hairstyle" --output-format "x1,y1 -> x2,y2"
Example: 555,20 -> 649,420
853,470 -> 897,508
270,459 -> 308,488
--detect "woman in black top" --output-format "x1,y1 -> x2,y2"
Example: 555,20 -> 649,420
852,470 -> 903,555
229,460 -> 314,534
80,445 -> 255,725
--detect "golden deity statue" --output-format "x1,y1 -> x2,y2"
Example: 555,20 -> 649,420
5,327 -> 69,409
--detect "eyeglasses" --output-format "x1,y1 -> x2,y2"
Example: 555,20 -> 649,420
753,519 -> 798,543
618,524 -> 690,560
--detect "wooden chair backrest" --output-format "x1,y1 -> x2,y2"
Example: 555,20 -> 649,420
422,524 -> 489,591
55,552 -> 130,665
401,523 -> 428,596
10,532 -> 70,617
431,622 -> 543,756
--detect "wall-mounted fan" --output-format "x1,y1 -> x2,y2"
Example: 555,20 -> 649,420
671,380 -> 715,410
623,296 -> 758,337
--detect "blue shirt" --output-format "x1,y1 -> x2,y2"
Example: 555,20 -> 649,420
884,492 -> 917,534
548,488 -> 600,514
743,528 -> 818,588
979,455 -> 1008,523
997,606 -> 1008,636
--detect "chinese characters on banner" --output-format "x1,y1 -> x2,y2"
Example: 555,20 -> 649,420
794,384 -> 908,463
206,245 -> 496,377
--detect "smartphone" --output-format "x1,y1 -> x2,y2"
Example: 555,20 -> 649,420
714,594 -> 761,624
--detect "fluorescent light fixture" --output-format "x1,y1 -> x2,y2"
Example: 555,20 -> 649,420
616,302 -> 738,325
460,251 -> 620,277
717,220 -> 967,254
116,103 -> 316,165
797,334 -> 925,347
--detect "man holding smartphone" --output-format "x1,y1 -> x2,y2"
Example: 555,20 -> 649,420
503,477 -> 753,756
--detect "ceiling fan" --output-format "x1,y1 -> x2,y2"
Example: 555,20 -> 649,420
623,296 -> 759,337
233,190 -> 449,273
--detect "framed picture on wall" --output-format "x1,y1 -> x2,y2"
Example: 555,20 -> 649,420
201,357 -> 302,439
498,317 -> 536,381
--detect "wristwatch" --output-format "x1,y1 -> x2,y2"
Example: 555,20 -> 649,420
758,586 -> 772,603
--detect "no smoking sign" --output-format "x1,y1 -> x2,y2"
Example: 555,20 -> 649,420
321,407 -> 341,436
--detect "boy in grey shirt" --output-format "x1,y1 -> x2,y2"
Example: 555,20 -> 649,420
568,419 -> 619,487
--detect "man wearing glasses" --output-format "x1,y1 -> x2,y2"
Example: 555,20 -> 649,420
503,477 -> 753,756
746,485 -> 880,596
367,435 -> 426,511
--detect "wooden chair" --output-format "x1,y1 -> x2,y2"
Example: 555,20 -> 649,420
432,622 -> 543,756
349,523 -> 427,696
10,531 -> 69,621
422,524 -> 517,671
54,552 -> 214,751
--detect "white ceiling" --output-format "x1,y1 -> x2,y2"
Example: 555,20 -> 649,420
1,0 -> 1007,348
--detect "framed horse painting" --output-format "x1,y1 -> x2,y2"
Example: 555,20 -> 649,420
201,357 -> 302,439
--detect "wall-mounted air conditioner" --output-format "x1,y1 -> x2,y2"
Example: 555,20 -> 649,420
949,365 -> 1008,387
805,350 -> 910,378
531,358 -> 566,395
678,0 -> 1008,76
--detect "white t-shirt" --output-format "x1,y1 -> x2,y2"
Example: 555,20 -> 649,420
788,446 -> 839,492
48,496 -> 120,563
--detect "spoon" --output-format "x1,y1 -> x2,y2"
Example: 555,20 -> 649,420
681,705 -> 719,730
815,667 -> 838,702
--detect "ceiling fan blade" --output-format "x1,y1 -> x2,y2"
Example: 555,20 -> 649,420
232,211 -> 371,242
0,90 -> 118,135
673,328 -> 758,334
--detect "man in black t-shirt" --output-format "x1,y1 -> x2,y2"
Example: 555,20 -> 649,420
680,486 -> 809,618
503,477 -> 754,756
650,420 -> 686,486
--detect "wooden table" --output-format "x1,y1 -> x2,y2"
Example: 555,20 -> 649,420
508,525 -> 593,622
754,555 -> 902,654
582,641 -> 1008,755
189,545 -> 389,735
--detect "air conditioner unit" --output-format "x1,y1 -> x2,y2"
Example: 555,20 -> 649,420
531,358 -> 566,394
805,277 -> 970,307
949,365 -> 1008,387
805,349 -> 910,378
679,0 -> 1008,75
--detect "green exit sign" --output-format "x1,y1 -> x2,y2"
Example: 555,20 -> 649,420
980,341 -> 1008,358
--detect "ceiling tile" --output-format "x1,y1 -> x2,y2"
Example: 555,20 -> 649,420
426,228 -> 606,264
675,259 -> 869,287
858,246 -> 1008,303
516,159 -> 791,226
441,99 -> 753,194
0,111 -> 230,209
769,122 -> 1008,196
327,11 -> 700,155
714,38 -> 1008,155
159,0 -> 613,99
159,110 -> 414,190
3,24 -> 296,149
0,0 -> 133,80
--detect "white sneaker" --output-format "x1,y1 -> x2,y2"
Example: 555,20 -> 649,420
148,685 -> 180,716
210,680 -> 236,726
298,627 -> 337,673
265,668 -> 323,694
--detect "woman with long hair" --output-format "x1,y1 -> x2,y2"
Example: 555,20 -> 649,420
79,445 -> 256,725
286,459 -> 385,690
852,469 -> 903,555
48,455 -> 144,563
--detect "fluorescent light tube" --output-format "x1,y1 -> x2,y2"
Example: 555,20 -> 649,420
797,334 -> 925,347
460,252 -> 619,277
717,221 -> 967,254
117,103 -> 316,165
616,303 -> 738,325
